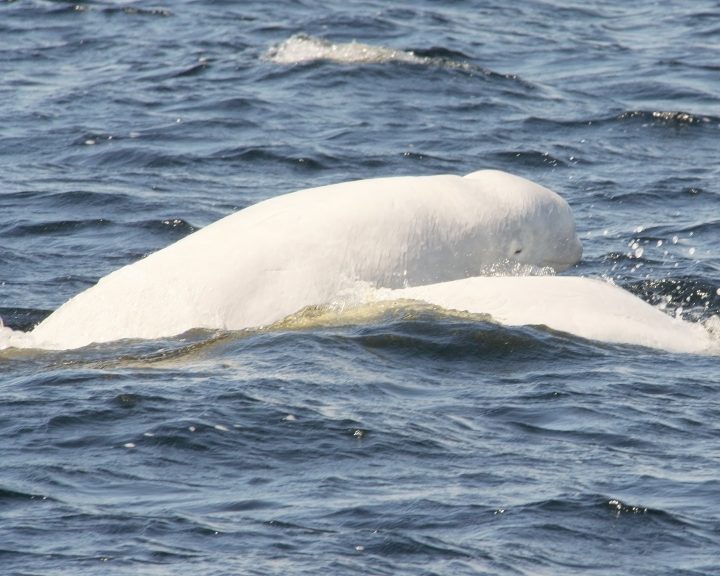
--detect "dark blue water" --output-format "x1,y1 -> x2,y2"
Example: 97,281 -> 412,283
1,1 -> 719,574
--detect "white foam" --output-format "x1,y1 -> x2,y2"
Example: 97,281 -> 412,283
0,324 -> 39,351
264,34 -> 431,66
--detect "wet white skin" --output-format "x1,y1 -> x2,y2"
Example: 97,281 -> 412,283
28,170 -> 582,349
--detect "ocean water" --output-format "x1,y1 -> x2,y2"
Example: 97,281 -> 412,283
1,1 -> 719,574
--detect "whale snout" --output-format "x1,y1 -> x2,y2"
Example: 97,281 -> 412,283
546,235 -> 583,271
571,236 -> 584,262
511,222 -> 583,272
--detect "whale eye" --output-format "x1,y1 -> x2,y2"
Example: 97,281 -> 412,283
509,239 -> 524,258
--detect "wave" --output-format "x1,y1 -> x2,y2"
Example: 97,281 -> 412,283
0,307 -> 49,332
617,110 -> 718,125
5,219 -> 112,238
525,109 -> 720,131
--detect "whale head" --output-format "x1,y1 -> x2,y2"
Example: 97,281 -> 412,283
505,200 -> 583,271
464,170 -> 583,272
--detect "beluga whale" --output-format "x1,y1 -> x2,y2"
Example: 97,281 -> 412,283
21,169 -> 582,350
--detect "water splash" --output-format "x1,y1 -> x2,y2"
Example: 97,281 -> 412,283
263,33 -> 474,71
264,34 -> 429,66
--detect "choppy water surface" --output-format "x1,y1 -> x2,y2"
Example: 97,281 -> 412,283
1,1 -> 719,574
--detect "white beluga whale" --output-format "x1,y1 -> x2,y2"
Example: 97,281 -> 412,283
24,169 -> 582,350
375,276 -> 719,355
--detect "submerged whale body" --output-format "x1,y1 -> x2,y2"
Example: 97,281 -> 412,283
28,170 -> 583,350
377,276 -> 719,355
